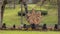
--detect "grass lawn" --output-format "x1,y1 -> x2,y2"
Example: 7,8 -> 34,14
0,3 -> 59,34
0,30 -> 60,34
3,4 -> 58,26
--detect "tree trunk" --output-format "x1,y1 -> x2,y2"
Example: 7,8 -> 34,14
14,0 -> 16,9
58,0 -> 60,29
0,0 -> 3,28
0,0 -> 6,28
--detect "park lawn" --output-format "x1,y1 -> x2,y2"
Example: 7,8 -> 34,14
3,4 -> 58,26
0,30 -> 60,34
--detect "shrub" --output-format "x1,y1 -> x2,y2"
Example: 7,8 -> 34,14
41,11 -> 48,16
18,12 -> 26,16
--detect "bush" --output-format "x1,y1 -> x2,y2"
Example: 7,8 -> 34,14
54,24 -> 58,30
18,10 -> 48,16
42,24 -> 47,30
18,12 -> 26,16
2,23 -> 6,29
41,11 -> 48,16
31,24 -> 36,29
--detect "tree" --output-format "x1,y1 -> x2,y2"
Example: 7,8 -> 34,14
0,0 -> 7,28
0,0 -> 3,28
13,0 -> 16,9
56,0 -> 60,29
58,0 -> 60,27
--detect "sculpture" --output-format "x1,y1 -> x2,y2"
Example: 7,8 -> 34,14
26,8 -> 42,25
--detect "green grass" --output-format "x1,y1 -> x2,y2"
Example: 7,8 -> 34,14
0,1 -> 59,34
3,4 -> 58,26
0,30 -> 60,34
0,3 -> 59,34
